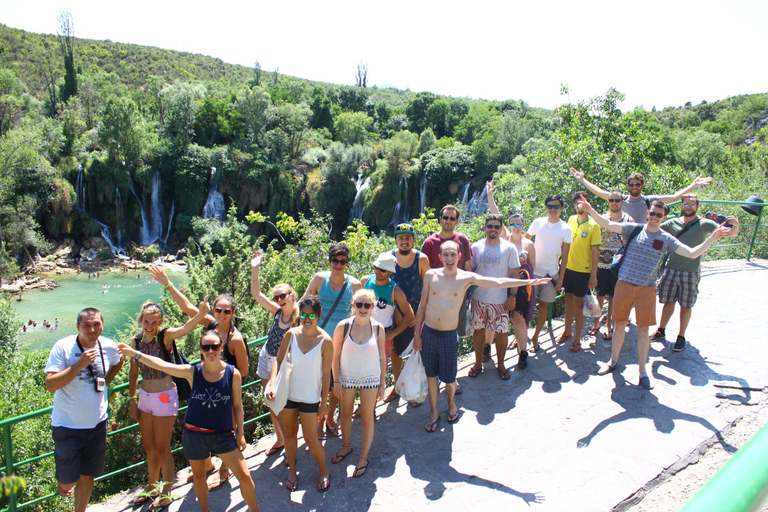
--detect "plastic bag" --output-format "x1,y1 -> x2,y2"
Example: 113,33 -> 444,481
394,351 -> 428,403
582,290 -> 601,318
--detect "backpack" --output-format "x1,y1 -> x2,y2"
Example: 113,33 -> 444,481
154,330 -> 192,402
610,226 -> 643,280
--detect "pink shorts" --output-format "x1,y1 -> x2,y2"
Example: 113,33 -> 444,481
138,387 -> 179,417
470,299 -> 509,333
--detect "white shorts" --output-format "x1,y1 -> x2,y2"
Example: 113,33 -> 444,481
257,345 -> 277,381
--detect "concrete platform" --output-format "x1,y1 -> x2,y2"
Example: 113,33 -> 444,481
90,259 -> 768,512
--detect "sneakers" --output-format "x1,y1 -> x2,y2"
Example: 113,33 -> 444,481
482,344 -> 492,362
673,335 -> 686,352
650,328 -> 666,342
518,351 -> 528,369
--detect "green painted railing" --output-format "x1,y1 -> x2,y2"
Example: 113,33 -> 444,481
0,335 -> 269,512
679,421 -> 768,512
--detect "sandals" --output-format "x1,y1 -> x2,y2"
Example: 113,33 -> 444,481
530,340 -> 540,353
353,458 -> 369,478
58,484 -> 74,497
325,422 -> 341,437
265,444 -> 284,457
317,474 -> 331,492
587,327 -> 600,336
447,411 -> 460,424
285,475 -> 298,492
147,497 -> 173,512
208,469 -> 231,491
424,416 -> 440,433
383,390 -> 400,403
468,366 -> 483,378
570,342 -> 581,352
332,444 -> 353,464
556,333 -> 572,344
602,330 -> 613,340
497,367 -> 511,380
598,362 -> 619,376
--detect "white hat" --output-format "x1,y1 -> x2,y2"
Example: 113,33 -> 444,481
372,252 -> 397,273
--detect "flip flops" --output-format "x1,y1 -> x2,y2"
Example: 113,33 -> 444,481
208,469 -> 231,491
570,342 -> 581,352
468,366 -> 483,378
147,497 -> 173,512
424,416 -> 440,433
587,327 -> 600,336
58,484 -> 74,498
285,475 -> 298,492
353,458 -> 369,478
447,411 -> 460,424
556,333 -> 572,344
332,445 -> 353,464
317,474 -> 331,491
602,330 -> 613,340
497,367 -> 511,380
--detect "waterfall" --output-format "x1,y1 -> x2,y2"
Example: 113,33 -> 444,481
203,167 -> 226,221
97,221 -> 127,258
163,201 -> 175,245
347,174 -> 371,225
419,173 -> 427,213
460,183 -> 470,205
129,182 -> 150,246
148,171 -> 164,244
388,175 -> 411,228
114,185 -> 123,248
467,183 -> 489,219
75,164 -> 85,211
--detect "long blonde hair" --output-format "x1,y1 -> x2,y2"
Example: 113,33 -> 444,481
273,283 -> 300,326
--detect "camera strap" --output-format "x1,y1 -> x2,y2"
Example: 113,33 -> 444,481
75,335 -> 106,384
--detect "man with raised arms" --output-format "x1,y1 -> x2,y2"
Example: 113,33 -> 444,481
569,167 -> 713,223
576,195 -> 731,389
413,241 -> 550,432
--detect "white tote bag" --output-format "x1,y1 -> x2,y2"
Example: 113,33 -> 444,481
264,343 -> 293,416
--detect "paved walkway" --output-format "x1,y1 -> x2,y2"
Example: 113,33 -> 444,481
91,259 -> 768,512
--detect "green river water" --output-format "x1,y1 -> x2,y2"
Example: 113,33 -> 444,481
12,269 -> 186,351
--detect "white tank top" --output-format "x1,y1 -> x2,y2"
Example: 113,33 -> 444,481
286,332 -> 324,404
339,321 -> 381,389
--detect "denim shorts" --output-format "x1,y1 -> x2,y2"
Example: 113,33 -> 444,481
183,427 -> 238,461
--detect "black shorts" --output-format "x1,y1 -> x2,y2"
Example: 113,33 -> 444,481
563,269 -> 590,297
284,399 -> 320,414
53,420 -> 108,485
596,268 -> 618,297
393,326 -> 414,356
183,428 -> 238,461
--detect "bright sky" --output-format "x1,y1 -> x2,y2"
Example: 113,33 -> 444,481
2,0 -> 766,111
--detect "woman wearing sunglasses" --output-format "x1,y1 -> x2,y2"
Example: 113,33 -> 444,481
250,251 -> 299,458
330,289 -> 386,478
265,296 -> 332,492
127,300 -> 210,510
118,330 -> 259,512
149,266 -> 249,488
487,182 -> 538,358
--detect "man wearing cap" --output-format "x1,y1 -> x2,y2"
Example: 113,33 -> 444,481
651,194 -> 739,351
45,308 -> 123,512
468,214 -> 520,379
577,196 -> 731,389
569,167 -> 713,223
388,223 -> 430,401
361,252 -> 415,400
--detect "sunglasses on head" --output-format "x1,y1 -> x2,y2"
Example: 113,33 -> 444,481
648,211 -> 665,218
441,215 -> 457,221
214,307 -> 232,315
485,224 -> 502,230
510,222 -> 523,228
330,258 -> 349,265
299,312 -> 317,320
354,302 -> 373,310
546,204 -> 561,210
628,183 -> 643,188
201,343 -> 221,352
273,292 -> 288,301
608,198 -> 623,203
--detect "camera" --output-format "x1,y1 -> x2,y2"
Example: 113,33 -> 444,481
704,212 -> 732,228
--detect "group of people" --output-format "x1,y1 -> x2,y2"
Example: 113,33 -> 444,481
44,167 -> 737,511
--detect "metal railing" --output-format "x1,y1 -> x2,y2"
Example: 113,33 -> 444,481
0,335 -> 269,512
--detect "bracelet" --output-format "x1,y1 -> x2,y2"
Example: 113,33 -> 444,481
134,352 -> 142,362
163,282 -> 172,290
129,396 -> 137,402
333,380 -> 340,384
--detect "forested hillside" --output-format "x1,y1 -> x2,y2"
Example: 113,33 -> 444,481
0,21 -> 766,277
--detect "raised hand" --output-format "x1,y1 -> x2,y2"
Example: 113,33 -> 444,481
149,265 -> 168,286
486,180 -> 496,196
198,296 -> 210,316
694,175 -> 713,187
569,167 -> 585,181
251,251 -> 263,269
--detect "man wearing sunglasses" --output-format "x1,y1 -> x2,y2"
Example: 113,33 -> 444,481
45,308 -> 123,511
595,191 -> 631,341
302,243 -> 362,436
468,214 -> 520,379
652,194 -> 739,352
421,205 -> 473,271
569,167 -> 713,223
577,196 -> 731,390
526,195 -> 572,349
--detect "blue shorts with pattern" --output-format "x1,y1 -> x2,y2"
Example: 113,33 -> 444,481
420,325 -> 459,384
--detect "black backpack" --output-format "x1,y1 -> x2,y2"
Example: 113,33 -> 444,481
610,226 -> 643,279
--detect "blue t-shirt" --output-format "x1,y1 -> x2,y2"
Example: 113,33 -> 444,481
319,273 -> 354,336
184,363 -> 234,432
618,223 -> 682,287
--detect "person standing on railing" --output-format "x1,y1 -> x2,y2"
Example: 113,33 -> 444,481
149,266 -> 249,490
250,250 -> 300,458
650,194 -> 740,352
128,300 -> 210,510
118,330 -> 259,512
45,307 -> 123,512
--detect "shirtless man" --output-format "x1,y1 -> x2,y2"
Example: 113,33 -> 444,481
414,241 -> 550,432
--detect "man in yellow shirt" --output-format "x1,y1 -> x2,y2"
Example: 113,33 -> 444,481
559,191 -> 601,352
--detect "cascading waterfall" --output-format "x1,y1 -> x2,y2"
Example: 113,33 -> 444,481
460,183 -> 470,205
97,221 -> 124,257
162,201 -> 175,246
203,167 -> 226,221
419,173 -> 427,213
129,182 -> 150,245
114,185 -> 123,248
467,183 -> 489,219
75,164 -> 85,211
347,173 -> 370,225
147,171 -> 164,243
388,175 -> 411,228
